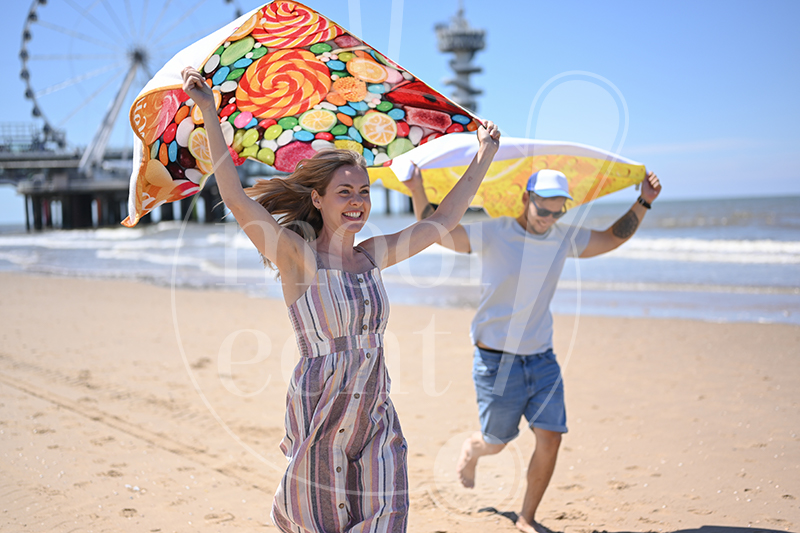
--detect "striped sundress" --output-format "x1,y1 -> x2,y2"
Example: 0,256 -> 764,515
271,247 -> 408,533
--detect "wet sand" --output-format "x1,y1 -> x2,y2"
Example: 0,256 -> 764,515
1,272 -> 798,532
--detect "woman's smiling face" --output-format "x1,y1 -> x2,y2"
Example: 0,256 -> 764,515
314,164 -> 372,234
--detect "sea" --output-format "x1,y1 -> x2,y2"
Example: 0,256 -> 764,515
1,195 -> 798,325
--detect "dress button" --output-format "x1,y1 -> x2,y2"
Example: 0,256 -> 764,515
357,277 -> 363,283
362,324 -> 367,331
339,503 -> 345,509
338,428 -> 345,433
366,353 -> 371,359
336,466 -> 342,473
364,299 -> 370,306
354,393 -> 360,399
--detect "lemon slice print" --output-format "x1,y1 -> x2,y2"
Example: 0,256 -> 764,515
299,109 -> 337,133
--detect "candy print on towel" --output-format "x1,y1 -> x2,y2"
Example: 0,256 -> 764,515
124,0 -> 481,227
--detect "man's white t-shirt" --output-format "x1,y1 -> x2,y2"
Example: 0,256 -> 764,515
463,217 -> 591,355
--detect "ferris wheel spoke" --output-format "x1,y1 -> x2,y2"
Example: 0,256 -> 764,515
101,0 -> 133,42
35,61 -> 125,99
62,0 -> 124,45
147,0 -> 178,41
146,0 -> 176,41
34,20 -> 125,52
150,0 -> 211,47
84,0 -> 103,12
57,70 -> 124,127
124,0 -> 137,39
141,64 -> 155,80
139,0 -> 150,42
30,53 -> 119,61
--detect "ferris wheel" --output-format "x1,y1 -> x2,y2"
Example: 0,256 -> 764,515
19,0 -> 246,172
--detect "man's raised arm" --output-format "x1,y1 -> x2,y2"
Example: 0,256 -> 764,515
405,163 -> 472,253
581,171 -> 662,258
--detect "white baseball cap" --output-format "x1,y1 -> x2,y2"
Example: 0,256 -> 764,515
526,169 -> 573,200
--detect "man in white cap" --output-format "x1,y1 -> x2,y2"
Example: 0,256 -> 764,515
407,167 -> 661,533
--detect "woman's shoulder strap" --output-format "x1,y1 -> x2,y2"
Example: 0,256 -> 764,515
309,245 -> 325,269
356,245 -> 378,268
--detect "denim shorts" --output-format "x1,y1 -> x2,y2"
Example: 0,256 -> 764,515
472,346 -> 567,444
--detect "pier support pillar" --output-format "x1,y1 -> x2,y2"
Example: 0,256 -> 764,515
160,203 -> 175,222
31,196 -> 43,231
24,196 -> 30,231
180,197 -> 196,222
69,195 -> 94,229
202,179 -> 226,223
108,196 -> 122,225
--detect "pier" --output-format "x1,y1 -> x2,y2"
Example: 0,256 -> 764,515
1,123 -> 410,231
1,123 -> 226,230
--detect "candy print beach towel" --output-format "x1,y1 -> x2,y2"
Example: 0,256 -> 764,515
378,134 -> 647,217
123,1 -> 482,227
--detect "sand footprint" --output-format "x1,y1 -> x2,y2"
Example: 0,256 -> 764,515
607,480 -> 633,490
204,512 -> 234,523
550,509 -> 587,521
556,483 -> 584,491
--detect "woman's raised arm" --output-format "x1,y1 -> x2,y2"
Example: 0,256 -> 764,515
181,67 -> 310,276
364,121 -> 500,268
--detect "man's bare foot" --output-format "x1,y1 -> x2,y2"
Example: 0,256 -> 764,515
516,515 -> 553,533
456,439 -> 478,488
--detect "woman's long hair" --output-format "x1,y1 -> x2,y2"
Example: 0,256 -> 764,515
243,149 -> 367,266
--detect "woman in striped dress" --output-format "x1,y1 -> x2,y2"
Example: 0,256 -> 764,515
182,67 -> 500,532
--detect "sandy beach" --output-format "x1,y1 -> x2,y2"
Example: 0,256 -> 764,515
1,271 -> 798,532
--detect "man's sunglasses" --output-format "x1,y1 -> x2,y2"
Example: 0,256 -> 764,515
530,195 -> 567,219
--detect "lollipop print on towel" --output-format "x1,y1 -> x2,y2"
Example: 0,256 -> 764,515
124,0 -> 481,227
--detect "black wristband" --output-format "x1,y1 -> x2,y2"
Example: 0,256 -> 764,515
637,196 -> 652,209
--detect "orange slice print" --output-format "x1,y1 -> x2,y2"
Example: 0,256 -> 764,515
229,11 -> 259,41
346,57 -> 387,83
191,90 -> 221,124
358,112 -> 397,146
188,127 -> 214,175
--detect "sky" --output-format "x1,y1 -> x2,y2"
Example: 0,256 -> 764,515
1,0 -> 799,224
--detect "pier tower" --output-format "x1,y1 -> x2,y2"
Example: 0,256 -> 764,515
435,3 -> 486,112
